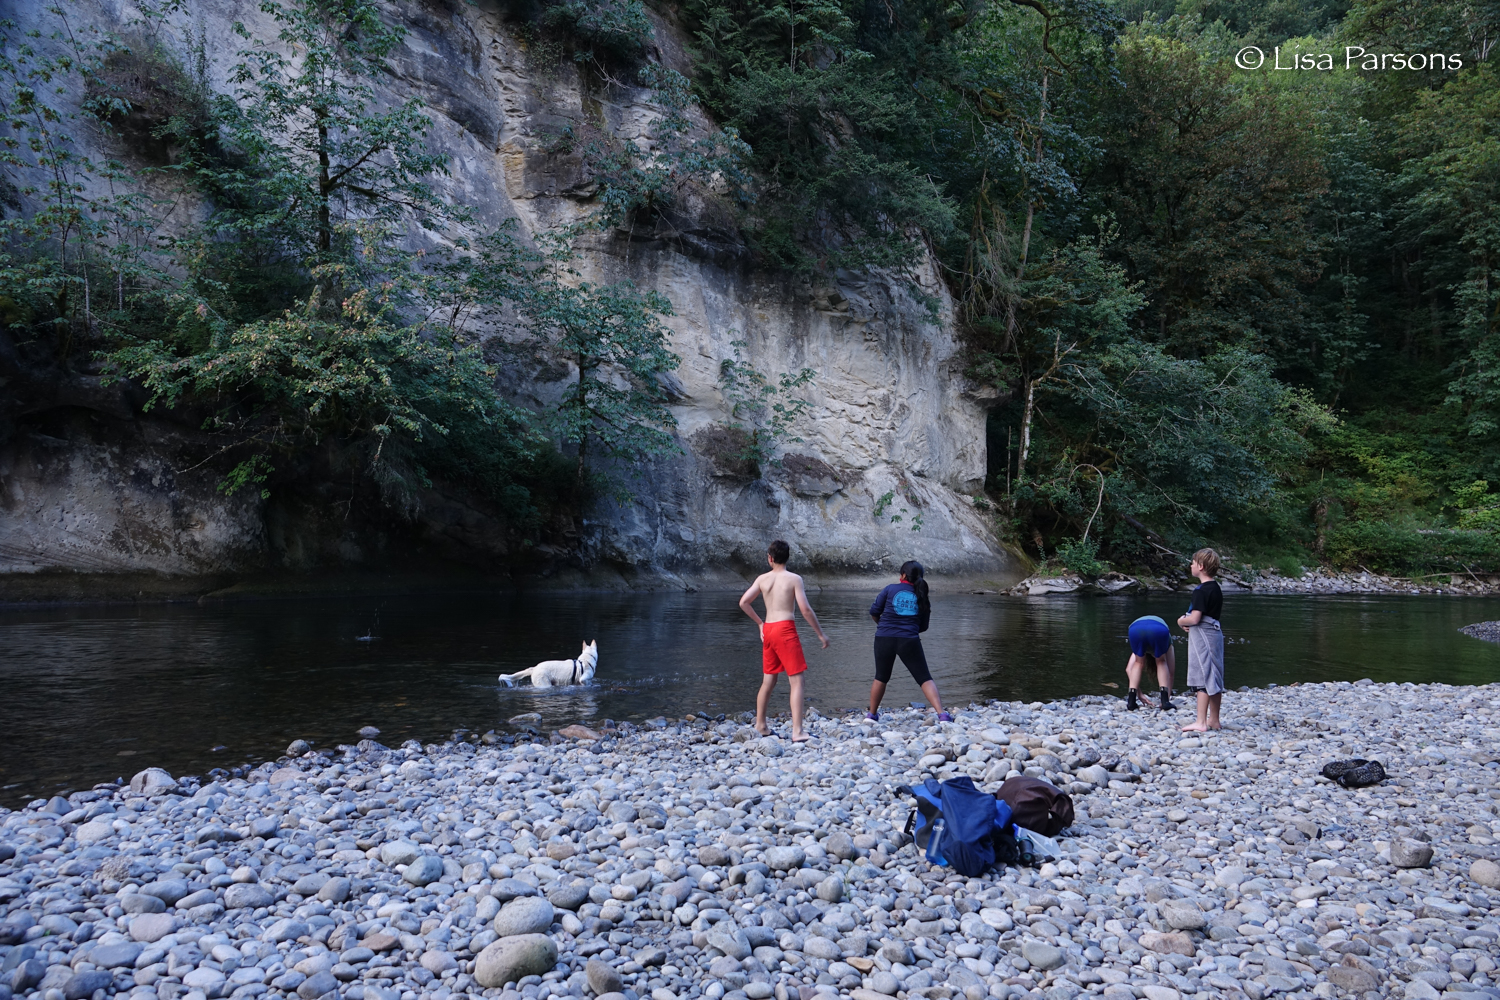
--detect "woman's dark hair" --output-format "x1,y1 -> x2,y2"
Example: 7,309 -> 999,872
900,560 -> 930,615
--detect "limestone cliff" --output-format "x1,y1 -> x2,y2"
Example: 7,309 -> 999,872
0,0 -> 1023,595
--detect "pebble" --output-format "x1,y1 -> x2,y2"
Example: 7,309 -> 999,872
1,681 -> 1497,1000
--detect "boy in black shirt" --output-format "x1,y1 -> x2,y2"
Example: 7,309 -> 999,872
1178,547 -> 1225,732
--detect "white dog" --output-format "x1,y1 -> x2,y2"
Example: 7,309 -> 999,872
499,640 -> 598,688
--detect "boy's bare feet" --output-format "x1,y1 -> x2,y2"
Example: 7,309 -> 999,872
1181,722 -> 1209,732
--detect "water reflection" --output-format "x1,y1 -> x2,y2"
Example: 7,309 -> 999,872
1,590 -> 1497,803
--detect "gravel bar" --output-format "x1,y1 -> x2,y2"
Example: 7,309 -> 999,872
3,681 -> 1499,1000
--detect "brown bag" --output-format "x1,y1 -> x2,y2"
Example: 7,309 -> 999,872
996,776 -> 1075,836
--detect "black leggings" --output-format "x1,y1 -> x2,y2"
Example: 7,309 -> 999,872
873,635 -> 932,686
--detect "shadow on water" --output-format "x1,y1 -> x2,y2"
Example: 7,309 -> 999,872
1,590 -> 1497,803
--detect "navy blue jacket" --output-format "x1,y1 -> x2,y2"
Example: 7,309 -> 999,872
870,582 -> 930,637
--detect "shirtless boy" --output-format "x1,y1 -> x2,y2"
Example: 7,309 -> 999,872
738,539 -> 830,742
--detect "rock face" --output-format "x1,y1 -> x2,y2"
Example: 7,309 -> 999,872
0,1 -> 1021,594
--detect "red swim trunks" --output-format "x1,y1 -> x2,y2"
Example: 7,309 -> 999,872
762,619 -> 808,676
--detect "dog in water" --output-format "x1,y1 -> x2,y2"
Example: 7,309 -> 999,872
498,640 -> 598,688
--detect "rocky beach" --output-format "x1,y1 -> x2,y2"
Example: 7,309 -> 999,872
3,682 -> 1499,1000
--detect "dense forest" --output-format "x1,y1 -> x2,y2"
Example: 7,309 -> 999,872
2,0 -> 1498,578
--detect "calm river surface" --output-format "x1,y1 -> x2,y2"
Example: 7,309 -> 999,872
2,590 -> 1498,804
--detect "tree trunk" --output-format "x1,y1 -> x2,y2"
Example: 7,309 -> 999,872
1004,67 -> 1049,365
317,120 -> 332,256
575,353 -> 589,485
1017,376 -> 1036,479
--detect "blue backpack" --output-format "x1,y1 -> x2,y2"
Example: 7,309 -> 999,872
900,776 -> 1018,876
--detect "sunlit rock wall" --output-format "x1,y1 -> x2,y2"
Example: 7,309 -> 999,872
0,0 -> 1022,590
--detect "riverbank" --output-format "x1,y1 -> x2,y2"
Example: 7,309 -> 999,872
3,682 -> 1499,1000
1005,568 -> 1500,597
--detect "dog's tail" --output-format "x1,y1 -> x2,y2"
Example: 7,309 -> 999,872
497,668 -> 529,687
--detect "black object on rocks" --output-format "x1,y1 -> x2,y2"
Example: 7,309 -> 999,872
1321,758 -> 1387,787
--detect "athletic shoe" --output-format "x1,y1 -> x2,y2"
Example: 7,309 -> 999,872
937,711 -> 953,722
1126,688 -> 1139,711
865,711 -> 879,722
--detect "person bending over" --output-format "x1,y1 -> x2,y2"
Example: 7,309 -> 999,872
1125,614 -> 1177,711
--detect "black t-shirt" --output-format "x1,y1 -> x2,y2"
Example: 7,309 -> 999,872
1190,579 -> 1223,622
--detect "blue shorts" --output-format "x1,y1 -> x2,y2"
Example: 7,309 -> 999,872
1128,616 -> 1172,658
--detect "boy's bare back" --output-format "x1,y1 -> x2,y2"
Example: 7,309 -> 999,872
755,566 -> 804,622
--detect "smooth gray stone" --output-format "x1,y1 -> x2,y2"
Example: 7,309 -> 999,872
128,913 -> 177,943
140,880 -> 192,906
493,897 -> 554,937
87,943 -> 143,969
224,883 -> 274,909
546,883 -> 589,910
706,925 -> 752,960
764,846 -> 805,871
317,877 -> 351,903
1160,899 -> 1206,931
129,768 -> 178,795
474,934 -> 557,988
9,959 -> 45,993
879,940 -> 914,965
297,971 -> 339,999
402,855 -> 444,886
63,970 -> 113,1000
824,831 -> 855,860
1021,940 -> 1065,971
291,873 -> 330,896
261,918 -> 308,944
492,878 -> 539,900
176,888 -> 217,910
380,841 -> 420,867
586,959 -> 624,995
249,816 -> 280,838
120,894 -> 166,915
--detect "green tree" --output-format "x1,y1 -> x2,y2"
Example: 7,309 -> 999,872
0,8 -> 167,355
717,338 -> 816,469
208,0 -> 448,271
1088,28 -> 1328,358
527,268 -> 682,486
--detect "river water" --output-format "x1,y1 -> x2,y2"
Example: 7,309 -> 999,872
2,590 -> 1498,805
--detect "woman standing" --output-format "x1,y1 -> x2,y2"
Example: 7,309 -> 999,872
866,561 -> 952,722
